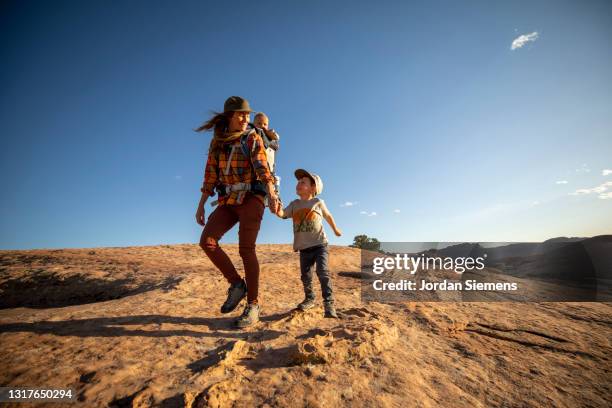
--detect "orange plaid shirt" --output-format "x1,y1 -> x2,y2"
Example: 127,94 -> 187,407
201,129 -> 275,206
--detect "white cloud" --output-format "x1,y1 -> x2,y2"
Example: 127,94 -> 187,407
532,201 -> 540,206
393,209 -> 401,213
599,192 -> 612,200
603,169 -> 612,176
570,181 -> 612,199
340,201 -> 357,207
360,211 -> 377,217
556,180 -> 568,184
511,32 -> 539,50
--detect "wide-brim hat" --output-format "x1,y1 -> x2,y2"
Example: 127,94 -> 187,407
223,96 -> 253,113
295,169 -> 323,196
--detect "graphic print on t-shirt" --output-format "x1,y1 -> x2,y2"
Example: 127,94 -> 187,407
293,207 -> 321,233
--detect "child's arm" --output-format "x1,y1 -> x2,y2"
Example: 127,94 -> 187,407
276,199 -> 293,219
321,202 -> 342,237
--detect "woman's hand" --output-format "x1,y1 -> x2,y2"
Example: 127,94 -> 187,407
196,192 -> 210,226
196,203 -> 206,226
268,194 -> 280,215
334,228 -> 342,237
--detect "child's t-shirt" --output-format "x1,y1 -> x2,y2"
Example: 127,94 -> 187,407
282,197 -> 329,251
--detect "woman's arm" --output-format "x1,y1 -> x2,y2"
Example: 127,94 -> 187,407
196,147 -> 218,226
201,144 -> 219,196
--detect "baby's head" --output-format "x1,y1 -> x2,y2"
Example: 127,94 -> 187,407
294,169 -> 323,199
253,112 -> 269,130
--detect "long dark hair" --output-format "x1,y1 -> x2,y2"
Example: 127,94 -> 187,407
195,111 -> 230,153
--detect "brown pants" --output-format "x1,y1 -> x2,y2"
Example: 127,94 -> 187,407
199,193 -> 265,304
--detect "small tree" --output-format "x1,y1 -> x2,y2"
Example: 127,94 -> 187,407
351,234 -> 381,251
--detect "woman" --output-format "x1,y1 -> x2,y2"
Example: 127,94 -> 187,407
195,96 -> 280,328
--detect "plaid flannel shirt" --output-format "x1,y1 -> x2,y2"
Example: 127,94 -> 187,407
201,129 -> 275,206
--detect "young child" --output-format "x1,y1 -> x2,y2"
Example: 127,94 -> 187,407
250,112 -> 281,195
251,112 -> 280,171
276,169 -> 342,318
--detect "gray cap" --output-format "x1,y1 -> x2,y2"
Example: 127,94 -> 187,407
295,169 -> 323,196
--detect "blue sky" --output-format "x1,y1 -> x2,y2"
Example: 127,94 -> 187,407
1,0 -> 611,250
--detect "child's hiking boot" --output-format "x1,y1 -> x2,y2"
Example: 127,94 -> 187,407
220,279 -> 247,314
296,297 -> 316,311
323,300 -> 338,318
235,303 -> 260,328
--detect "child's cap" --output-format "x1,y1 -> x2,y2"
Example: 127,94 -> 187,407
295,169 -> 323,196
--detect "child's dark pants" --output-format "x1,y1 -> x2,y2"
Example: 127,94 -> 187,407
299,244 -> 333,302
199,193 -> 265,304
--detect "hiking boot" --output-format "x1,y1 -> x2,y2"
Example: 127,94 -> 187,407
323,300 -> 338,318
235,303 -> 260,328
296,297 -> 316,311
220,279 -> 247,314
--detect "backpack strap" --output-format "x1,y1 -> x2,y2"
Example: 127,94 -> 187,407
247,124 -> 272,149
241,130 -> 275,175
239,131 -> 268,198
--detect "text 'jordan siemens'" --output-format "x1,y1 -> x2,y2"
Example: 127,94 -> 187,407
369,254 -> 518,292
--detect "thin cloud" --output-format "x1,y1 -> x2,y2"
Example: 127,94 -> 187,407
360,211 -> 377,217
599,192 -> 612,200
340,201 -> 357,207
393,209 -> 401,213
569,181 -> 612,199
511,32 -> 539,50
576,164 -> 591,174
603,169 -> 612,176
556,180 -> 568,184
174,175 -> 183,180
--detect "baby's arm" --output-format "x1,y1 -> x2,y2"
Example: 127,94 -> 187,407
265,128 -> 280,141
321,202 -> 342,237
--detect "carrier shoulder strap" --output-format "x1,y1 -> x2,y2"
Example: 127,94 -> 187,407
240,130 -> 274,175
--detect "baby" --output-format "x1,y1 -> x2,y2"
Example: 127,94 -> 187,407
252,112 -> 279,172
276,169 -> 342,318
251,112 -> 281,195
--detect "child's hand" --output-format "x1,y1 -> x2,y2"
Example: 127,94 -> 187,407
334,228 -> 342,237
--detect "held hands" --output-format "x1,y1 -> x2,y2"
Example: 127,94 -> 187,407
268,194 -> 280,215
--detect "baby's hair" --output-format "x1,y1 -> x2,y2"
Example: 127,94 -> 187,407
254,112 -> 268,120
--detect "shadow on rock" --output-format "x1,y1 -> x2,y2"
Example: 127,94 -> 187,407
0,272 -> 182,309
0,314 -> 282,342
